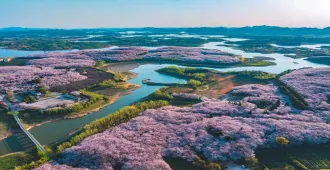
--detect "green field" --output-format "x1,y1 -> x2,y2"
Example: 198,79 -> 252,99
0,152 -> 33,170
256,144 -> 330,169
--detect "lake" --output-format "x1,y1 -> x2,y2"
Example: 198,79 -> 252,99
270,43 -> 330,50
0,41 -> 328,156
0,48 -> 82,58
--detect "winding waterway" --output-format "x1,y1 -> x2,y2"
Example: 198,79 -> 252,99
0,48 -> 80,58
0,41 -> 328,156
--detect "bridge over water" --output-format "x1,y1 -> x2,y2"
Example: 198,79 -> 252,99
6,102 -> 47,153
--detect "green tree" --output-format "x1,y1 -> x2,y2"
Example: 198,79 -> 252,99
291,159 -> 308,170
32,78 -> 42,84
283,165 -> 295,170
153,89 -> 173,100
276,136 -> 289,146
23,95 -> 37,103
37,85 -> 52,96
6,90 -> 16,103
188,79 -> 202,88
95,60 -> 105,67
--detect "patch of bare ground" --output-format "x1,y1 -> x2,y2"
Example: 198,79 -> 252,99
101,62 -> 140,72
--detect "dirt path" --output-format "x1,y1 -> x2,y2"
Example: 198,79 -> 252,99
195,75 -> 235,99
102,62 -> 140,72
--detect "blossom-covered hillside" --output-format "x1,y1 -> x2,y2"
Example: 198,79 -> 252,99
31,47 -> 240,66
0,66 -> 87,92
84,47 -> 148,61
28,58 -> 96,67
280,67 -> 330,120
145,47 -> 240,64
37,83 -> 330,170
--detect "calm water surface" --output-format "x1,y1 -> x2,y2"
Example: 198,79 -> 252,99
270,43 -> 330,50
0,48 -> 80,58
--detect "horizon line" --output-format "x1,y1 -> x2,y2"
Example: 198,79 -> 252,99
1,25 -> 330,30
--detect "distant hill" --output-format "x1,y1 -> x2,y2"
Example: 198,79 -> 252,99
0,27 -> 37,32
139,26 -> 330,36
1,26 -> 330,37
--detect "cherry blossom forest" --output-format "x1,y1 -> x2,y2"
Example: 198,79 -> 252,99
0,47 -> 241,93
37,67 -> 330,170
29,46 -> 240,66
0,66 -> 87,92
2,1 -> 330,169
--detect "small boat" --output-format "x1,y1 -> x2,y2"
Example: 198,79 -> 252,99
142,79 -> 151,83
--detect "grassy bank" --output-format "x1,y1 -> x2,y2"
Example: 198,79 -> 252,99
0,152 -> 33,170
0,108 -> 15,140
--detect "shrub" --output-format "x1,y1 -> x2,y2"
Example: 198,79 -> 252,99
224,135 -> 236,141
113,72 -> 125,82
236,157 -> 259,168
188,79 -> 202,88
276,136 -> 289,146
6,90 -> 16,103
95,60 -> 105,67
37,86 -> 49,95
193,157 -> 222,170
97,79 -> 116,88
191,73 -> 206,80
32,78 -> 42,84
206,126 -> 224,137
283,165 -> 295,170
22,95 -> 37,104
244,157 -> 259,165
291,159 -> 309,170
153,89 -> 173,101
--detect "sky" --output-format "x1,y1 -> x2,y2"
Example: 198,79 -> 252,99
1,0 -> 330,28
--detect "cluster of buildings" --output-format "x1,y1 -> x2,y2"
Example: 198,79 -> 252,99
0,95 -> 8,108
0,58 -> 12,62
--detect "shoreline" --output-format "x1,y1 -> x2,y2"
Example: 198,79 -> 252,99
23,93 -> 125,131
0,129 -> 12,141
0,64 -> 140,145
26,82 -> 139,130
0,88 -> 139,157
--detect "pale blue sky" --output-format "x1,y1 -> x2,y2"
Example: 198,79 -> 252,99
1,0 -> 330,28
